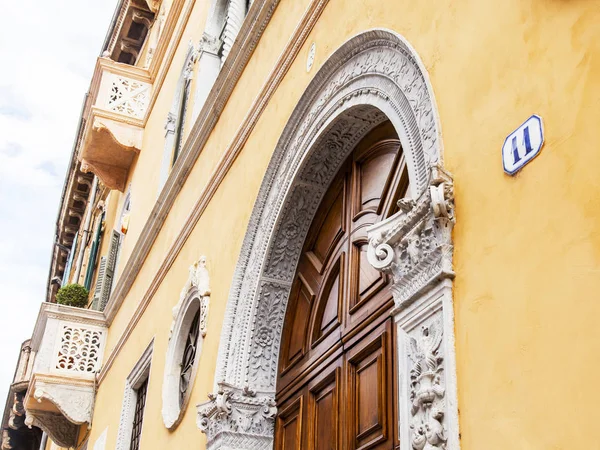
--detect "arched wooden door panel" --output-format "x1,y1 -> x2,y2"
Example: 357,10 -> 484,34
276,121 -> 408,450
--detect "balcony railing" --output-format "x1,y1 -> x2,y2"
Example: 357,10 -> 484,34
79,57 -> 152,191
23,303 -> 107,448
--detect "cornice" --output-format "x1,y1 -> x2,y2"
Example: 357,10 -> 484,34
99,0 -> 328,382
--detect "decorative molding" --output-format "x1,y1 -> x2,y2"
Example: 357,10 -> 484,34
115,340 -> 153,450
197,30 -> 450,449
367,166 -> 455,308
162,257 -> 210,430
393,280 -> 460,450
197,384 -> 277,450
25,411 -> 77,449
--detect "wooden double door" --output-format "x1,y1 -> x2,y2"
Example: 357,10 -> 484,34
275,122 -> 408,450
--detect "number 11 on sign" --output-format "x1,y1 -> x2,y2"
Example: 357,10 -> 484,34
502,115 -> 544,175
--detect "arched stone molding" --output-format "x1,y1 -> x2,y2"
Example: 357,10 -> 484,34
198,29 -> 459,450
162,257 -> 210,430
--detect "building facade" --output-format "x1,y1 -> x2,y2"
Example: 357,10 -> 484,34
3,0 -> 600,449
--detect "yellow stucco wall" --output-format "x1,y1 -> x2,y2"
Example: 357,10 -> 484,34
84,0 -> 600,449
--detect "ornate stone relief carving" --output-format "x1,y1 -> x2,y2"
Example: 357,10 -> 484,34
25,411 -> 78,449
163,257 -> 210,430
365,169 -> 459,450
367,166 -> 455,308
408,318 -> 447,450
200,30 -> 459,450
197,384 -> 276,450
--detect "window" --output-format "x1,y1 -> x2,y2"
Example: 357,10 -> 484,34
162,256 -> 210,430
115,341 -> 153,450
129,378 -> 148,450
158,44 -> 196,190
179,308 -> 201,407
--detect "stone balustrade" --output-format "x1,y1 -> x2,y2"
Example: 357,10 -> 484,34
23,303 -> 107,448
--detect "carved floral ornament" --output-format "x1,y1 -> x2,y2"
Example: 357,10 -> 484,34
162,256 -> 211,430
198,30 -> 460,450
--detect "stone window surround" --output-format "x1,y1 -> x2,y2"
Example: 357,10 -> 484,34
159,42 -> 197,191
115,340 -> 153,450
162,257 -> 211,430
197,29 -> 460,450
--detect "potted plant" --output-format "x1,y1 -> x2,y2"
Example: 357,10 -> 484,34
56,284 -> 89,308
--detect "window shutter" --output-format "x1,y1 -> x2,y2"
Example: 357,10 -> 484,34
84,213 -> 105,291
91,229 -> 121,312
99,230 -> 121,311
91,256 -> 107,311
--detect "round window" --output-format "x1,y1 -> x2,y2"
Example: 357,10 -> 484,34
162,257 -> 210,430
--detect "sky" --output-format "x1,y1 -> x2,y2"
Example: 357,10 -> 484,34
0,0 -> 117,409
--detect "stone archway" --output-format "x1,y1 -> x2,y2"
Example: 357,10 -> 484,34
198,29 -> 460,450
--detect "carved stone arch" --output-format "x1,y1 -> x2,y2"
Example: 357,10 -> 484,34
198,29 -> 459,450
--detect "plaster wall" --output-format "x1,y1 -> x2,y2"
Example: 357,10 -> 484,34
87,0 -> 600,449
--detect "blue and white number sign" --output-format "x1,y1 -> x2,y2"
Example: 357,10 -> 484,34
502,114 -> 544,175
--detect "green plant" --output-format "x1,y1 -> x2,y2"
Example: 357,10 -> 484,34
56,284 -> 89,308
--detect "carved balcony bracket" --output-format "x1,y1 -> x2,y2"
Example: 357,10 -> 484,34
23,304 -> 107,449
197,383 -> 277,450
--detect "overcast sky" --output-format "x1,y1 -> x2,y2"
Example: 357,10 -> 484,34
0,0 -> 116,408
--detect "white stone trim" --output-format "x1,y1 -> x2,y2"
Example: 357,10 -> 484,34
393,280 -> 459,450
162,257 -> 210,430
198,29 -> 459,450
115,340 -> 154,450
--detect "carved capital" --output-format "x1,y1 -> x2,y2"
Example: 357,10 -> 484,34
367,167 -> 455,309
199,32 -> 221,56
198,384 -> 277,450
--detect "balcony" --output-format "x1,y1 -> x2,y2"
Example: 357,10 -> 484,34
23,303 -> 107,448
80,57 -> 152,191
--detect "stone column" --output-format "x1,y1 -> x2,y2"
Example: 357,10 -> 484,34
366,166 -> 461,450
221,0 -> 247,63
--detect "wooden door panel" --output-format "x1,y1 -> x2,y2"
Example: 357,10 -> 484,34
276,394 -> 305,450
307,175 -> 346,273
281,275 -> 315,372
276,122 -> 402,450
348,241 -> 386,315
311,254 -> 344,347
308,366 -> 341,450
346,321 -> 393,450
352,145 -> 398,220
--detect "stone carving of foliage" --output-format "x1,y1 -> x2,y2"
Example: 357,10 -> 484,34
408,319 -> 447,450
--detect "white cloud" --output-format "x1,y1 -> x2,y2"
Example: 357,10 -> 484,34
0,0 -> 117,412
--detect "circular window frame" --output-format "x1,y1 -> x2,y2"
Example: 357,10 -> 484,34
162,287 -> 204,430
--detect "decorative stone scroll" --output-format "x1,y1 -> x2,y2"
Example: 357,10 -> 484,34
162,256 -> 211,430
199,30 -> 460,450
365,168 -> 459,450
